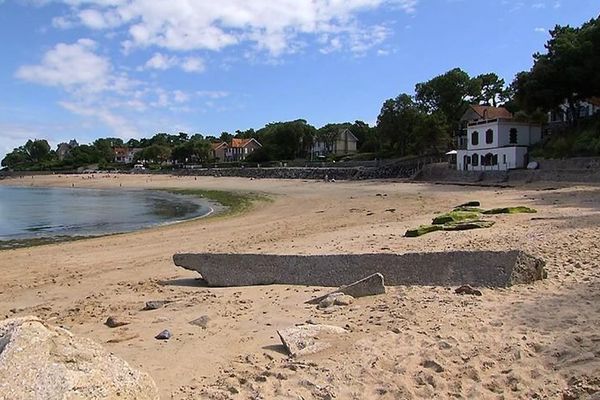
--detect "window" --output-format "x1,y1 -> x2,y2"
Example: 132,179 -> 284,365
485,129 -> 494,144
472,153 -> 479,166
509,128 -> 518,144
471,131 -> 479,146
492,154 -> 498,165
503,154 -> 506,164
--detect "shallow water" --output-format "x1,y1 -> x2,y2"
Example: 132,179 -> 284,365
0,186 -> 211,241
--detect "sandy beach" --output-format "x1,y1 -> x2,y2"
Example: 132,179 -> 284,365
1,174 -> 599,399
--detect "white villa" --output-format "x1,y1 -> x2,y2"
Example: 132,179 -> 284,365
456,117 -> 542,171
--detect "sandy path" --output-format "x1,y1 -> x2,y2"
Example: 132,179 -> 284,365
1,174 -> 599,399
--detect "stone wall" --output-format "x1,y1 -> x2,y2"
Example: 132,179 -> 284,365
173,250 -> 545,288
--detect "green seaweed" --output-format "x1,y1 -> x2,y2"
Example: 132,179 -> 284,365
443,220 -> 495,231
404,224 -> 444,237
452,206 -> 485,213
432,210 -> 480,225
482,206 -> 537,215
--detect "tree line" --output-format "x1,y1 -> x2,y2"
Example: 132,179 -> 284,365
3,15 -> 599,170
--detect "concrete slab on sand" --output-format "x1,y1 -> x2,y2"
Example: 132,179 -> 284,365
173,250 -> 545,288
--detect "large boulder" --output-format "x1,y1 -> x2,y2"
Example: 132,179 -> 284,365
0,316 -> 158,400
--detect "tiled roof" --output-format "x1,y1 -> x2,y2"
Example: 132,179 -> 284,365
211,142 -> 227,150
470,105 -> 513,119
230,138 -> 260,148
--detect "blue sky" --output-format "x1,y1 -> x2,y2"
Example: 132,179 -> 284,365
0,0 -> 598,159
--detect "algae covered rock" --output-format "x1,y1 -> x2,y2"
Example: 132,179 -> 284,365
482,206 -> 537,215
405,224 -> 444,237
432,210 -> 480,225
443,220 -> 495,231
0,316 -> 159,400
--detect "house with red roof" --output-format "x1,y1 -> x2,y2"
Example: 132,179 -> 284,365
455,105 -> 542,171
211,138 -> 262,162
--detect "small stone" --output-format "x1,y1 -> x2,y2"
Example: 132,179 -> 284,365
333,294 -> 354,306
454,285 -> 482,296
189,315 -> 210,329
143,300 -> 171,310
227,386 -> 239,394
105,316 -> 129,328
155,329 -> 172,340
422,360 -> 444,373
318,295 -> 336,309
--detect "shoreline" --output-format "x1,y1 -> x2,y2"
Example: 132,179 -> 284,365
0,184 -> 265,251
0,174 -> 599,399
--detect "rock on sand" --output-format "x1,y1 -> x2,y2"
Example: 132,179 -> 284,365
0,316 -> 158,400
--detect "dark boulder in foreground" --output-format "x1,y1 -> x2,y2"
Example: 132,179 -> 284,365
173,250 -> 545,288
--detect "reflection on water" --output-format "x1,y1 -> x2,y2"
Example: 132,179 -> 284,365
0,186 -> 210,240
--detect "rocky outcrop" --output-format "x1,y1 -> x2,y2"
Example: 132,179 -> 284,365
173,251 -> 546,288
0,316 -> 159,400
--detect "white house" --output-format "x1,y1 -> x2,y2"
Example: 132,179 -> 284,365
456,118 -> 542,171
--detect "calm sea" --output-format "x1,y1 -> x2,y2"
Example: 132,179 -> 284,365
0,186 -> 211,241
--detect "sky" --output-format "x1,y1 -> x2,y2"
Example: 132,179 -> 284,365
0,0 -> 599,160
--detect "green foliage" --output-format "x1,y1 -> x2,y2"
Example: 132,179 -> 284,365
256,119 -> 316,160
137,144 -> 172,163
1,139 -> 53,169
415,68 -> 480,125
513,16 -> 600,121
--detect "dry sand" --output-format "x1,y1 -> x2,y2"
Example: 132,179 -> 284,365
1,174 -> 599,399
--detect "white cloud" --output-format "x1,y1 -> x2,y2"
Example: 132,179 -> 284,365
14,39 -> 210,141
144,52 -> 177,70
534,27 -> 546,33
49,0 -> 417,56
181,57 -> 205,73
196,90 -> 229,99
15,39 -> 112,92
142,53 -> 205,73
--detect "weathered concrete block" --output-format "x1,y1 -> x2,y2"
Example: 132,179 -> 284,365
173,250 -> 545,288
307,273 -> 385,304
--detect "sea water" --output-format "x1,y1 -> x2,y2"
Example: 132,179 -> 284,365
0,186 -> 211,241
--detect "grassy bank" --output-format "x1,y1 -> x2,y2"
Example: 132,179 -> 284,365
1,188 -> 270,251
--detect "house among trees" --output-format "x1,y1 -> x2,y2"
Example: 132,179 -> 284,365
211,138 -> 261,162
547,98 -> 600,125
56,139 -> 79,160
113,147 -> 143,164
211,142 -> 228,162
456,106 -> 542,171
311,128 -> 358,157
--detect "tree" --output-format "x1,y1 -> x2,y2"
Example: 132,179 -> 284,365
171,138 -> 211,164
23,139 -> 51,163
93,138 -> 122,162
257,120 -> 316,160
473,73 -> 508,107
415,68 -> 480,127
513,16 -> 600,124
377,94 -> 422,156
137,144 -> 171,163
